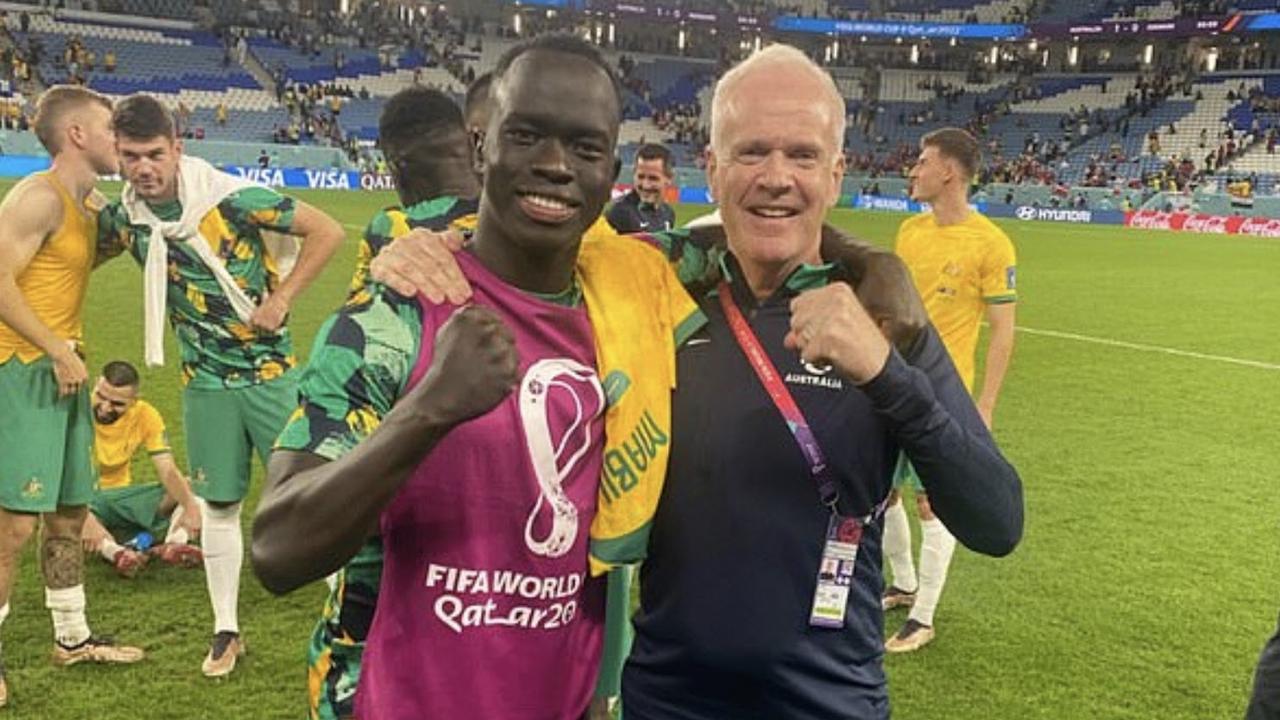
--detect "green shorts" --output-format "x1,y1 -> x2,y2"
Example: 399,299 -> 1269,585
892,453 -> 926,494
183,375 -> 297,504
90,484 -> 170,541
0,356 -> 96,513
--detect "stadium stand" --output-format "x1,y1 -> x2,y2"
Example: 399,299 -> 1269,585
0,0 -> 1268,212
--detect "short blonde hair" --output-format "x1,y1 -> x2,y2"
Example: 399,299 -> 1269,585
710,44 -> 846,158
33,85 -> 111,155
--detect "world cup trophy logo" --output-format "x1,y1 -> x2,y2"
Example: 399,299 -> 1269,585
519,358 -> 605,558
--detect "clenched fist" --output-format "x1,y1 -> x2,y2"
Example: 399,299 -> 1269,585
784,283 -> 891,385
416,305 -> 520,425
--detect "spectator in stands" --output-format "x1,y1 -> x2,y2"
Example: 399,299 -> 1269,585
216,103 -> 227,127
103,50 -> 115,73
176,103 -> 193,138
606,143 -> 676,234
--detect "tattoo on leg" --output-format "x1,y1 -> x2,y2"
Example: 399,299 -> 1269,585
41,535 -> 83,590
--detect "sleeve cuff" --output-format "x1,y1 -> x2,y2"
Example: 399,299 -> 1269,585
860,349 -> 938,422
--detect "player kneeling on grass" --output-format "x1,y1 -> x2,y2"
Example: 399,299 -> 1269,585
83,360 -> 203,577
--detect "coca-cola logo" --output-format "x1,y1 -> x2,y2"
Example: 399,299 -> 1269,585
1238,217 -> 1280,238
1129,211 -> 1172,229
1182,214 -> 1231,234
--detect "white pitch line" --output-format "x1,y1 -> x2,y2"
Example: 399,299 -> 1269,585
328,230 -> 1279,373
1016,325 -> 1280,372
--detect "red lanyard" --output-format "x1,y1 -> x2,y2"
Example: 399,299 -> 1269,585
718,282 -> 840,509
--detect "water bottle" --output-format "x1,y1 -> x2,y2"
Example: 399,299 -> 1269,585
124,532 -> 153,553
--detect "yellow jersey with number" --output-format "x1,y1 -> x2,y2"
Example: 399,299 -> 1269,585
0,172 -> 97,363
895,211 -> 1016,391
94,399 -> 171,490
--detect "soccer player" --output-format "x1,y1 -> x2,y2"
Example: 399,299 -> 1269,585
96,93 -> 345,677
313,85 -> 479,720
605,143 -> 676,234
0,85 -> 143,707
881,127 -> 1018,652
83,360 -> 203,577
252,35 -> 700,719
346,86 -> 479,298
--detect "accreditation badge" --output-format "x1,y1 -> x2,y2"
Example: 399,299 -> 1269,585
809,513 -> 863,628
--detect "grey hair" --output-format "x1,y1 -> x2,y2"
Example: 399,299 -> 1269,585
710,43 -> 846,159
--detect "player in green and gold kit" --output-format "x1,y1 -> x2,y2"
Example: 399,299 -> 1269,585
96,94 -> 345,678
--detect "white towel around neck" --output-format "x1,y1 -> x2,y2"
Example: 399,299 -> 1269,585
122,155 -> 297,368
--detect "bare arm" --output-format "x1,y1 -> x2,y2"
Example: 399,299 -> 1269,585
150,452 -> 201,534
0,179 -> 86,395
251,306 -> 518,595
250,200 -> 346,331
273,200 -> 344,307
975,302 -> 1016,428
254,403 -> 456,594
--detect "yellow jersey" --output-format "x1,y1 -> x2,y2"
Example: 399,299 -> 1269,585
94,399 -> 170,490
0,171 -> 97,363
895,211 -> 1017,391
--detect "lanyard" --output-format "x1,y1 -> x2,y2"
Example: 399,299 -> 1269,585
718,281 -> 840,510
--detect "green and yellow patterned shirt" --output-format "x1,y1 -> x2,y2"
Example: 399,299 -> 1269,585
348,195 -> 479,297
98,187 -> 298,390
286,195 -> 486,718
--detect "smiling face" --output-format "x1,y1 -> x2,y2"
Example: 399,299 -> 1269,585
708,62 -> 844,273
477,49 -> 620,260
633,156 -> 670,204
92,377 -> 137,425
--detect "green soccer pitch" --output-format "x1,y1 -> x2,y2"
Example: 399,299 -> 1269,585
1,181 -> 1276,719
